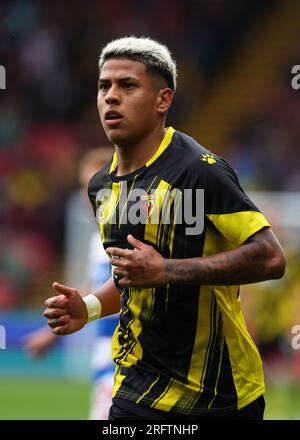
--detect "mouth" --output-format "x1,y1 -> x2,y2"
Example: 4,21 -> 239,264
104,110 -> 124,127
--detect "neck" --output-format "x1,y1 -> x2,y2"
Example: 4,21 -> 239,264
114,125 -> 166,176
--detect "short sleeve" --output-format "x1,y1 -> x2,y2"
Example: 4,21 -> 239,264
201,157 -> 270,246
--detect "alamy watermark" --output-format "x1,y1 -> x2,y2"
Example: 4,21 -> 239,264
291,325 -> 300,350
0,325 -> 6,349
0,65 -> 6,90
96,185 -> 204,235
291,65 -> 300,90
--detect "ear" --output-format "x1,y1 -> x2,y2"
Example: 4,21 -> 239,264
156,88 -> 174,115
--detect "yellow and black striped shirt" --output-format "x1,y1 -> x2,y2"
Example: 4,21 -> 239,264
88,127 -> 269,416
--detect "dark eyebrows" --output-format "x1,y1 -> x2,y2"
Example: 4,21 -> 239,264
98,78 -> 109,85
98,76 -> 139,83
119,76 -> 139,82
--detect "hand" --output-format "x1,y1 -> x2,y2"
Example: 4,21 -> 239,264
23,326 -> 58,358
106,234 -> 167,288
43,282 -> 88,335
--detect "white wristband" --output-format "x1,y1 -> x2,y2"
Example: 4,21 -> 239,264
83,294 -> 102,323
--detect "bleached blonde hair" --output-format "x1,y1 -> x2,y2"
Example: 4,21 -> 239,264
98,36 -> 177,91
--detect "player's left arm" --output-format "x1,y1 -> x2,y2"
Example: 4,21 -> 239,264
163,227 -> 286,285
106,229 -> 286,287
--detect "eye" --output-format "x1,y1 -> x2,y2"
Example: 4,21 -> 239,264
99,83 -> 109,91
123,83 -> 136,89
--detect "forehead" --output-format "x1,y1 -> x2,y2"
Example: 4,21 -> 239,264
100,58 -> 148,80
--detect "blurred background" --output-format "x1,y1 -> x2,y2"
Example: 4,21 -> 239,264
0,0 -> 300,420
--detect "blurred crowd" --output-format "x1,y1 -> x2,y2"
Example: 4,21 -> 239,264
228,63 -> 300,191
0,0 -> 299,369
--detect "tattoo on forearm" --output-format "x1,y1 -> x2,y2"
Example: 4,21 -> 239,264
165,228 -> 283,285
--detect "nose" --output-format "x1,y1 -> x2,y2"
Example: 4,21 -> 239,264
105,84 -> 121,105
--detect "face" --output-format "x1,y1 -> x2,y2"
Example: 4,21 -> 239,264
97,58 -> 172,147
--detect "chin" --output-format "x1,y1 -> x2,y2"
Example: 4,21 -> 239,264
106,129 -> 131,147
106,132 -> 125,146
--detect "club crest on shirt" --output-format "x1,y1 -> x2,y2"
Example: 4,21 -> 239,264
140,193 -> 157,218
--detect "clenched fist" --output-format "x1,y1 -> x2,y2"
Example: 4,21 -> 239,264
43,283 -> 88,335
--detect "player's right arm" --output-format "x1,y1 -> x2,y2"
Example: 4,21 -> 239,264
43,278 -> 120,335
